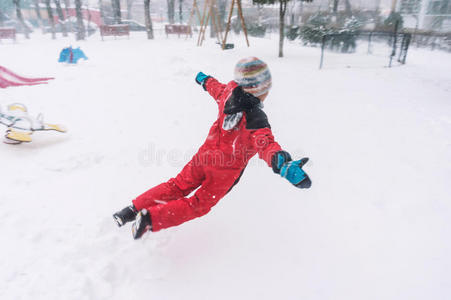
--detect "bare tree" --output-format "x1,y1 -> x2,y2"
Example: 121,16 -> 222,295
332,0 -> 352,16
98,0 -> 106,24
45,0 -> 56,39
33,0 -> 44,33
63,0 -> 73,32
111,0 -> 122,23
54,0 -> 68,36
218,0 -> 226,29
75,0 -> 85,39
144,0 -> 154,39
333,0 -> 339,13
179,0 -> 183,23
344,0 -> 352,16
253,0 -> 313,57
278,0 -> 288,57
64,0 -> 71,15
13,0 -> 30,39
167,0 -> 175,24
127,0 -> 135,19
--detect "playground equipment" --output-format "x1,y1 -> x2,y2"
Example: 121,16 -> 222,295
222,0 -> 249,49
196,0 -> 224,47
0,65 -> 53,88
195,0 -> 249,49
0,103 -> 66,144
100,25 -> 130,41
58,46 -> 88,64
188,0 -> 202,31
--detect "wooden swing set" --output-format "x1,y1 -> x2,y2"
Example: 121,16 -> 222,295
188,0 -> 250,49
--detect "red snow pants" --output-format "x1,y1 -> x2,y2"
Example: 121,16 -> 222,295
133,152 -> 244,232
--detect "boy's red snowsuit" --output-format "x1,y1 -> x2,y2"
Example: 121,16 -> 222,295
133,78 -> 282,232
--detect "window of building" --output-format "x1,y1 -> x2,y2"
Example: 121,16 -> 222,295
427,0 -> 451,15
399,0 -> 422,14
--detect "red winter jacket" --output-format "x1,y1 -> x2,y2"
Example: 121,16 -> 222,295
199,77 -> 282,169
133,77 -> 282,231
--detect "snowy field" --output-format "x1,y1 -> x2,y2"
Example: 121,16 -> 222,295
1,30 -> 450,300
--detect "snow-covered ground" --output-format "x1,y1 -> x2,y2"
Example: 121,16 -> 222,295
1,30 -> 450,300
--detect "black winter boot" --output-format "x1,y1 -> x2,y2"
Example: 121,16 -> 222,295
132,209 -> 152,240
113,205 -> 138,227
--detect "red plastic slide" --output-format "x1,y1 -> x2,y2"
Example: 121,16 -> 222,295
0,66 -> 54,88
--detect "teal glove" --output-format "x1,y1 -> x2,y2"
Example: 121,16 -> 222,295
195,72 -> 210,85
272,151 -> 312,189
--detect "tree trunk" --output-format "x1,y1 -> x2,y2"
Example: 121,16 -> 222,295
210,5 -> 216,39
75,0 -> 85,40
54,0 -> 68,37
333,0 -> 339,13
344,0 -> 352,16
45,0 -> 56,39
167,0 -> 175,24
63,0 -> 72,32
127,0 -> 135,19
179,0 -> 183,23
112,0 -> 122,24
279,0 -> 287,57
374,0 -> 382,28
144,0 -> 154,39
218,0 -> 226,29
298,0 -> 304,25
64,0 -> 70,15
99,0 -> 106,24
13,0 -> 30,39
33,0 -> 44,33
257,3 -> 263,26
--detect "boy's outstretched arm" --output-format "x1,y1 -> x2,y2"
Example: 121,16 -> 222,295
195,72 -> 227,104
251,128 -> 312,189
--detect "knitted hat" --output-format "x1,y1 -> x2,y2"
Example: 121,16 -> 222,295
234,57 -> 272,97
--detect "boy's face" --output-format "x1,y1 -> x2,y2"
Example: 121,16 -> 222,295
258,92 -> 269,102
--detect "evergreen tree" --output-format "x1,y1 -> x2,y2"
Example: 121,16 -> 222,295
299,12 -> 331,45
299,12 -> 362,53
383,11 -> 403,31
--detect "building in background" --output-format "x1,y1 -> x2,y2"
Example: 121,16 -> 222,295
397,0 -> 451,31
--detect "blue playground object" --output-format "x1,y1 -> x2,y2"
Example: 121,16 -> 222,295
58,46 -> 88,64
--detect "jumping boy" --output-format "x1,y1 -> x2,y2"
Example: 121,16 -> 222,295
113,57 -> 312,239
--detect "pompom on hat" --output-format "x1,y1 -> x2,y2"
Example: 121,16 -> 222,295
234,57 -> 272,97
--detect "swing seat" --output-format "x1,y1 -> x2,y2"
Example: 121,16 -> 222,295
223,43 -> 234,49
216,42 -> 234,50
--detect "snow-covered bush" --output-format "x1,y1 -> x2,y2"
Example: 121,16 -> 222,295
247,24 -> 267,38
299,13 -> 332,45
286,25 -> 299,41
299,13 -> 363,53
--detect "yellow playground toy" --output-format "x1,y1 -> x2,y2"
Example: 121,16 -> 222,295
0,103 -> 66,144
